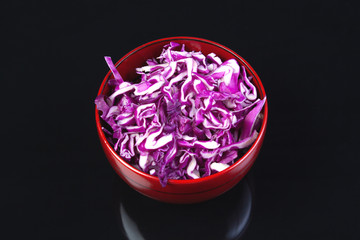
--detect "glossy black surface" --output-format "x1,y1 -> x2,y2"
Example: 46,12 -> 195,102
113,176 -> 253,240
3,0 -> 359,239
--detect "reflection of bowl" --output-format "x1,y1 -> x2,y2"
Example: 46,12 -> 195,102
113,175 -> 253,240
95,36 -> 268,204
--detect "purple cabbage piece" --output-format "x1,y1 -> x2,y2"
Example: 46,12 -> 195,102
96,42 -> 266,187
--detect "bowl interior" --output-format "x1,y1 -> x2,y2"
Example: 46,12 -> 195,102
96,36 -> 267,185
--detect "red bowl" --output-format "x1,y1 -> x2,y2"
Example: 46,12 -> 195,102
95,36 -> 268,204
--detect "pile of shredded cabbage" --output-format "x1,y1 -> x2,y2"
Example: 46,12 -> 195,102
95,42 -> 266,186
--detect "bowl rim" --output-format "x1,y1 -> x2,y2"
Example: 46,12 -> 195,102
95,36 -> 268,185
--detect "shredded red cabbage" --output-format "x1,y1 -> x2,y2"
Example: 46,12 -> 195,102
96,42 -> 266,186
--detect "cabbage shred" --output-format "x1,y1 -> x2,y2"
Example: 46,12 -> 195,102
95,42 -> 266,186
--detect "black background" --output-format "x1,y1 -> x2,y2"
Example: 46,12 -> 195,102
2,0 -> 359,239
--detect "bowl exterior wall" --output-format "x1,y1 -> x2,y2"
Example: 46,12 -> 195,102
98,120 -> 266,204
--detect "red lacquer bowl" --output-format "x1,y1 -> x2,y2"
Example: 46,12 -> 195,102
95,36 -> 268,204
